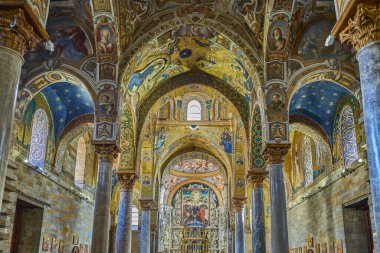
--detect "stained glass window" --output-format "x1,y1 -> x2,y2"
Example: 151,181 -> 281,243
303,136 -> 313,186
340,105 -> 358,165
74,137 -> 86,188
187,100 -> 201,121
29,109 -> 48,169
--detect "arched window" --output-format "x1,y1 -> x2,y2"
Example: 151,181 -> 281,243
303,136 -> 313,186
187,100 -> 201,121
74,137 -> 86,188
29,109 -> 49,169
340,105 -> 358,165
132,206 -> 139,230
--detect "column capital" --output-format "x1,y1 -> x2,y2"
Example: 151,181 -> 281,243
93,142 -> 119,162
262,143 -> 291,165
232,197 -> 247,212
139,199 -> 155,210
338,2 -> 380,52
246,171 -> 268,188
115,171 -> 138,191
0,8 -> 44,55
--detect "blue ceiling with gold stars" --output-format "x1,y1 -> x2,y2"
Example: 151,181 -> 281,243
40,82 -> 94,140
290,81 -> 352,142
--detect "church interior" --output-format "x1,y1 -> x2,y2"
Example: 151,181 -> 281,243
0,0 -> 379,253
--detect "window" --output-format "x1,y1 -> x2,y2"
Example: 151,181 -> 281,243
29,109 -> 48,169
340,105 -> 358,165
132,206 -> 139,230
303,136 -> 313,186
74,137 -> 86,188
187,100 -> 201,121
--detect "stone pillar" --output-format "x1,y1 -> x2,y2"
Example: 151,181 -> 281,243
140,199 -> 154,253
263,144 -> 290,253
150,206 -> 159,253
232,197 -> 246,253
115,172 -> 138,253
91,144 -> 118,253
109,224 -> 117,253
247,171 -> 267,253
0,9 -> 42,211
338,2 -> 380,245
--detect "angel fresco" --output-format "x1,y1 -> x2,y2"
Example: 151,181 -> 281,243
154,127 -> 167,154
221,128 -> 233,154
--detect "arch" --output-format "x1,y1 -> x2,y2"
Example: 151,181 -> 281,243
29,109 -> 49,169
136,70 -> 250,138
167,179 -> 223,206
74,137 -> 86,188
340,105 -> 358,166
187,100 -> 202,121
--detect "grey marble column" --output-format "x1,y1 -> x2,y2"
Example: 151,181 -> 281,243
139,200 -> 154,253
109,224 -> 117,253
0,47 -> 23,212
357,41 -> 380,244
115,172 -> 137,253
269,163 -> 289,252
91,145 -> 117,253
247,171 -> 267,253
233,198 -> 246,253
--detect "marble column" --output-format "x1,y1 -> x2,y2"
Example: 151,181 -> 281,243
109,224 -> 117,253
338,2 -> 380,244
115,172 -> 138,253
150,207 -> 159,253
233,197 -> 246,253
247,171 -> 267,253
91,144 -> 118,253
263,144 -> 290,253
0,9 -> 42,211
140,199 -> 154,253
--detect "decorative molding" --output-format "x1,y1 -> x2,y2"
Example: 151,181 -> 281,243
93,142 -> 119,163
232,197 -> 247,212
0,9 -> 42,55
339,2 -> 380,52
262,143 -> 291,165
246,171 -> 268,188
115,171 -> 138,191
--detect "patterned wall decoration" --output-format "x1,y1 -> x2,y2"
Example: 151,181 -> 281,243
252,105 -> 264,168
290,81 -> 353,143
339,105 -> 358,166
40,82 -> 95,140
119,104 -> 135,170
29,109 -> 49,169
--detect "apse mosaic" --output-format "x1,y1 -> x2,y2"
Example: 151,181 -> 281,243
40,82 -> 95,140
122,24 -> 256,102
290,81 -> 353,142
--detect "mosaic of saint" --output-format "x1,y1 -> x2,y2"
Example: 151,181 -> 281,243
123,24 -> 256,101
171,159 -> 218,174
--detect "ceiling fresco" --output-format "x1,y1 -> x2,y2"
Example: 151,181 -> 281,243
40,82 -> 95,140
122,24 -> 257,102
171,159 -> 219,174
289,81 -> 354,142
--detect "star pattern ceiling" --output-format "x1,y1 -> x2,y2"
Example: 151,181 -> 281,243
40,82 -> 94,140
290,81 -> 353,142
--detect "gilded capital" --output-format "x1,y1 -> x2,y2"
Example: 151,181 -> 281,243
0,9 -> 42,55
93,142 -> 119,163
232,197 -> 247,212
262,143 -> 290,165
339,3 -> 380,52
115,171 -> 138,191
246,171 -> 268,188
139,199 -> 154,210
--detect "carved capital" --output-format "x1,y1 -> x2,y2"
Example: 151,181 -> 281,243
139,199 -> 154,210
232,197 -> 247,212
339,3 -> 380,52
262,143 -> 290,165
0,9 -> 42,55
246,171 -> 268,188
115,171 -> 138,191
93,142 -> 119,163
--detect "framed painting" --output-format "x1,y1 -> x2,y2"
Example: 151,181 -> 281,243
73,234 -> 79,245
42,234 -> 50,251
58,240 -> 64,253
181,188 -> 210,225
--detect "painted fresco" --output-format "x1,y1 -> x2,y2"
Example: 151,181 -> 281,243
296,18 -> 353,63
221,128 -> 233,154
171,159 -> 218,174
95,17 -> 116,55
181,189 -> 210,225
28,0 -> 49,25
123,24 -> 256,101
46,17 -> 92,62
